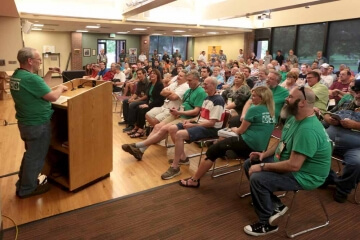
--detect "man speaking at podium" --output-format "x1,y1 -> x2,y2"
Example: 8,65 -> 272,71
10,47 -> 68,199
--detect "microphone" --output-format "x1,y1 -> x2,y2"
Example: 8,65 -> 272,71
61,73 -> 76,91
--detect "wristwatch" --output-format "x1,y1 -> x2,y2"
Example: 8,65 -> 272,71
260,162 -> 265,171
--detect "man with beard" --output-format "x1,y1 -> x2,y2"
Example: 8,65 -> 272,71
322,79 -> 360,203
242,87 -> 332,236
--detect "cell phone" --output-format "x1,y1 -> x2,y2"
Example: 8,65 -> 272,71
329,113 -> 341,121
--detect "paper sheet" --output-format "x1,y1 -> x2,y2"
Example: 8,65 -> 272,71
52,95 -> 70,105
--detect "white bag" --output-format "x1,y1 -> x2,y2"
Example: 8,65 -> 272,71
217,128 -> 238,138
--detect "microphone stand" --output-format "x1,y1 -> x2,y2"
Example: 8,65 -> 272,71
61,73 -> 76,91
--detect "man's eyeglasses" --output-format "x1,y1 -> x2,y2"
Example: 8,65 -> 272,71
298,86 -> 306,100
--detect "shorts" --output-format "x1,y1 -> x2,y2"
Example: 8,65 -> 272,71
176,123 -> 219,142
146,107 -> 171,122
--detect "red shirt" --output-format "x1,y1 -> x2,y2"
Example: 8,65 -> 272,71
329,81 -> 350,103
102,71 -> 115,81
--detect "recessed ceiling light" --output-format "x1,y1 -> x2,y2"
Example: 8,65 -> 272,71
133,28 -> 146,31
151,33 -> 162,35
76,30 -> 88,32
32,28 -> 42,31
117,32 -> 129,34
33,24 -> 44,27
86,26 -> 100,29
182,35 -> 192,37
173,30 -> 185,33
207,32 -> 218,34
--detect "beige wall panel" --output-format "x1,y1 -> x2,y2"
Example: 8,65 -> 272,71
0,17 -> 23,72
193,34 -> 245,62
23,31 -> 72,73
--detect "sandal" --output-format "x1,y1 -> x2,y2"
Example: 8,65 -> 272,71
127,128 -> 138,135
179,177 -> 200,188
130,131 -> 145,138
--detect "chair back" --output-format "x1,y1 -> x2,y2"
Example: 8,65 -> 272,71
222,110 -> 231,128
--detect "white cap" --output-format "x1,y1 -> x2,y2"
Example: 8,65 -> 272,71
321,63 -> 329,68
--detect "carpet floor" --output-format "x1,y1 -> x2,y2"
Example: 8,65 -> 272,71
3,168 -> 360,240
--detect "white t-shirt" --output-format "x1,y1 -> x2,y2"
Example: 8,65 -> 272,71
320,75 -> 334,88
138,54 -> 147,62
163,81 -> 189,109
198,54 -> 206,63
113,72 -> 126,86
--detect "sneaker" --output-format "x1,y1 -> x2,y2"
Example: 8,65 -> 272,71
244,222 -> 278,236
16,182 -> 50,199
168,157 -> 190,165
122,143 -> 143,160
123,125 -> 134,132
161,166 -> 181,180
269,205 -> 289,225
333,190 -> 348,203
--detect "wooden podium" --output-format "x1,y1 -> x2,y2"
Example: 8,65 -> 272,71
44,79 -> 113,191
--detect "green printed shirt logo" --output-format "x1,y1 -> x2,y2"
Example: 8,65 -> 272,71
10,78 -> 20,91
262,112 -> 275,123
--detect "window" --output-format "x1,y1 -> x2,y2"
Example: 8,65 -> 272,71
271,26 -> 296,60
297,23 -> 326,64
149,36 -> 187,61
327,19 -> 360,71
173,37 -> 187,61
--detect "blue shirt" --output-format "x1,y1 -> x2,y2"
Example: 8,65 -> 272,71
98,68 -> 109,77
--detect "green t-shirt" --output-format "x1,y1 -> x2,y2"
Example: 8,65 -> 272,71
274,116 -> 332,190
242,104 -> 275,151
279,71 -> 287,83
338,93 -> 354,106
10,69 -> 52,125
271,85 -> 289,121
149,84 -> 154,103
181,86 -> 207,119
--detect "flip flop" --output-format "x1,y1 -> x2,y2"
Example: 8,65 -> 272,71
127,128 -> 138,135
130,131 -> 145,138
179,177 -> 200,188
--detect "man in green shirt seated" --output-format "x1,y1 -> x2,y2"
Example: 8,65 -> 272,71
242,87 -> 331,237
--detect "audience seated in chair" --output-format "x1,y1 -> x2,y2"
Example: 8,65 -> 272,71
120,68 -> 149,127
242,87 -> 331,237
145,69 -> 189,127
179,86 -> 275,188
121,70 -> 207,161
322,79 -> 360,203
306,70 -> 329,115
124,69 -> 165,138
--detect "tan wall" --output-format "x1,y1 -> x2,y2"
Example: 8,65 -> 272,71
252,0 -> 360,28
23,31 -> 72,75
0,17 -> 23,72
194,33 -> 245,62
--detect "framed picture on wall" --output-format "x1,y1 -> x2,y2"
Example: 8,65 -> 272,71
92,49 -> 96,56
83,48 -> 91,57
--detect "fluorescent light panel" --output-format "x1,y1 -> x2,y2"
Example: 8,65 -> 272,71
86,25 -> 100,29
172,30 -> 185,33
133,28 -> 146,30
76,30 -> 88,32
33,24 -> 44,27
32,28 -> 42,31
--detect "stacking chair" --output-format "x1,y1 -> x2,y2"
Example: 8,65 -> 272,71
284,140 -> 334,238
284,189 -> 330,238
